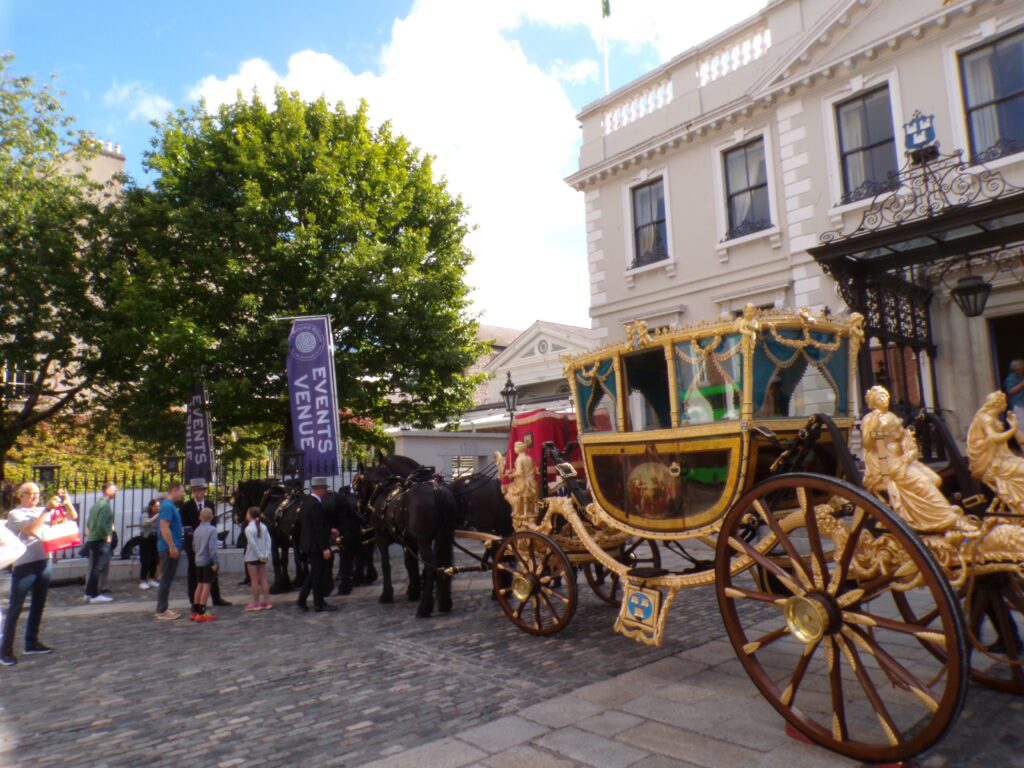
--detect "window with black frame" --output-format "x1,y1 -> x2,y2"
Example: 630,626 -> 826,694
723,138 -> 771,240
835,86 -> 898,204
960,28 -> 1024,163
631,178 -> 668,268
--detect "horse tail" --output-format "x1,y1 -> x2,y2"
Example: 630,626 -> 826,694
432,482 -> 456,572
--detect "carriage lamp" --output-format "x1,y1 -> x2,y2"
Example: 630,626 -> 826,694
32,463 -> 60,486
161,454 -> 183,475
282,449 -> 305,480
500,372 -> 519,429
950,274 -> 992,318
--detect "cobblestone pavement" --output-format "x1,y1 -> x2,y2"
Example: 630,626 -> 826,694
0,550 -> 1021,767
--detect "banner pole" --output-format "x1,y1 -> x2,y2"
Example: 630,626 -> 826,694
325,314 -> 342,476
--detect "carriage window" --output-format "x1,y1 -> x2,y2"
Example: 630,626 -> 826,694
576,358 -> 619,433
623,349 -> 671,432
752,329 -> 849,418
675,334 -> 743,423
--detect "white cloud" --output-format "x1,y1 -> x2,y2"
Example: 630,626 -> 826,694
103,80 -> 173,122
193,2 -> 588,329
511,0 -> 771,63
550,59 -> 599,85
190,0 -> 772,329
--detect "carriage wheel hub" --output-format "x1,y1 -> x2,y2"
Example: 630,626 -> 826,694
783,594 -> 832,644
512,575 -> 534,602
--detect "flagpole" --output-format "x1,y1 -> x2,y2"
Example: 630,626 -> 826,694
602,8 -> 610,96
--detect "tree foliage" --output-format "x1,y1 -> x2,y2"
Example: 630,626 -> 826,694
0,56 -> 145,479
111,88 -> 485,451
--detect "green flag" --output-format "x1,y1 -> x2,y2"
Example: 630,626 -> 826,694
602,0 -> 610,18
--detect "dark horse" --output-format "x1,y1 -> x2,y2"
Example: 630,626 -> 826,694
354,455 -> 513,617
355,457 -> 456,618
332,485 -> 378,594
232,479 -> 374,594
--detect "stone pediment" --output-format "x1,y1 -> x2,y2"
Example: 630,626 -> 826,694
483,321 -> 599,375
753,0 -> 976,94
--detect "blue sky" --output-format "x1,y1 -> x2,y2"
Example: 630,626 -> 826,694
2,0 -> 767,327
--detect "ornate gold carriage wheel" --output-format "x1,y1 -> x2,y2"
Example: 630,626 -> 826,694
715,473 -> 968,764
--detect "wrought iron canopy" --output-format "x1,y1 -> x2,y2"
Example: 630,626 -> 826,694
811,149 -> 1024,275
809,148 -> 1024,350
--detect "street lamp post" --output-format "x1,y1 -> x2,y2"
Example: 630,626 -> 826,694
500,371 -> 519,431
161,455 -> 183,476
32,463 -> 60,488
281,449 -> 305,483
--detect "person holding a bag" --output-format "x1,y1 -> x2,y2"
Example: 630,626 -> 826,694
84,483 -> 117,604
2,483 -> 77,666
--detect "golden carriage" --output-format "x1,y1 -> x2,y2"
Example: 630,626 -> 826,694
491,305 -> 1024,764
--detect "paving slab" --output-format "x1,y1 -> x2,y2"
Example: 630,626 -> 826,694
616,721 -> 772,768
576,710 -> 645,738
359,738 -> 486,768
520,695 -> 607,729
536,726 -> 648,768
482,744 -> 579,768
456,715 -> 550,753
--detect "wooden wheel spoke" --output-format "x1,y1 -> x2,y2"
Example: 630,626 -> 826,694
844,626 -> 940,713
540,584 -> 570,604
496,561 -> 524,578
513,598 -> 528,620
780,639 -> 819,706
727,536 -> 805,596
512,546 -> 531,573
531,595 -> 542,630
723,585 -> 786,605
798,487 -> 829,590
828,507 -> 867,596
538,590 -> 561,619
753,499 -> 814,590
843,610 -> 948,648
742,626 -> 789,656
826,637 -> 848,742
835,634 -> 901,746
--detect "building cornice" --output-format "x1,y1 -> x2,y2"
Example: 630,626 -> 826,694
567,0 -> 998,191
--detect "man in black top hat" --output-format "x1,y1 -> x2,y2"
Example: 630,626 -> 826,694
181,478 -> 231,607
296,477 -> 337,613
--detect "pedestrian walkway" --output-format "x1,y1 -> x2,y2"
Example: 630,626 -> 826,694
0,566 -> 1021,767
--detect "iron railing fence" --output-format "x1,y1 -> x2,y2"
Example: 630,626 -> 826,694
1,455 -> 360,561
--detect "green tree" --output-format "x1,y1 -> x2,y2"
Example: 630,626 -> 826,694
0,56 -> 146,480
111,88 -> 485,451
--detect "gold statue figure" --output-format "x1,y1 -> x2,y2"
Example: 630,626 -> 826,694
968,391 -> 1024,516
861,386 -> 963,533
496,441 -> 539,530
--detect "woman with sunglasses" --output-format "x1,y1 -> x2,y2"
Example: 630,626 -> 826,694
1,482 -> 77,666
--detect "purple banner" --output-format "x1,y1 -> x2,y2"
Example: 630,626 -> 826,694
287,316 -> 340,477
184,380 -> 214,483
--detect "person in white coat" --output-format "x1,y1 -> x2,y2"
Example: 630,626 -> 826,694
243,507 -> 273,611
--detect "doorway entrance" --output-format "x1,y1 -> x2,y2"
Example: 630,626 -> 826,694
989,313 -> 1024,391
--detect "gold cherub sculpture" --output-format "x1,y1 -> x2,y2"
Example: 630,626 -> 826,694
495,440 -> 539,531
968,390 -> 1024,516
861,385 -> 964,533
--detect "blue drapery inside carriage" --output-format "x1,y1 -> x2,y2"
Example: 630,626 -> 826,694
577,358 -> 618,432
752,329 -> 848,418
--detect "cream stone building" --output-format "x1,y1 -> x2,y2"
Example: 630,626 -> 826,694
568,0 -> 1024,438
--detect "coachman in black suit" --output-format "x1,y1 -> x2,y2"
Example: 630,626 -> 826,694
181,479 -> 230,606
296,478 -> 337,612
